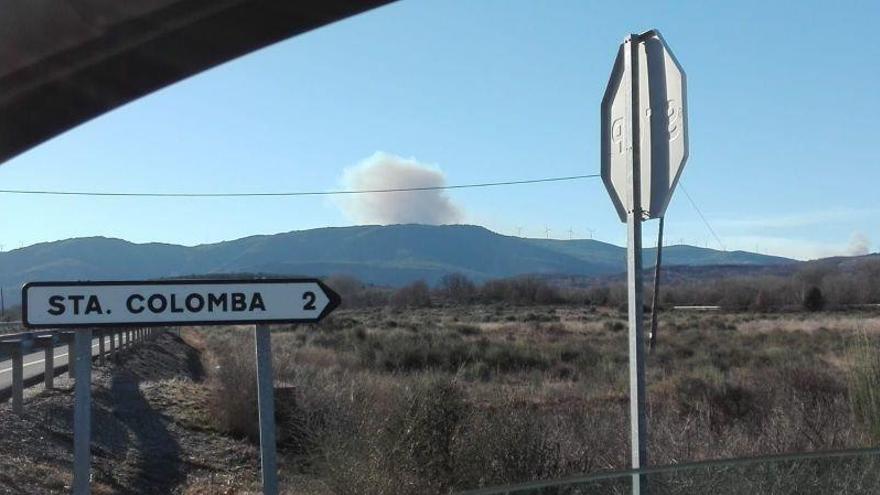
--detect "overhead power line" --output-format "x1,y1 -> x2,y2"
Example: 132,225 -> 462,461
0,174 -> 599,198
0,171 -> 725,251
679,182 -> 726,251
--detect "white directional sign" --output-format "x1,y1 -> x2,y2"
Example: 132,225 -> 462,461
601,29 -> 688,222
22,279 -> 340,328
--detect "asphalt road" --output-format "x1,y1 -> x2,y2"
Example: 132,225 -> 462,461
0,338 -> 102,390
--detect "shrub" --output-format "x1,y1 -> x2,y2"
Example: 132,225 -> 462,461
478,276 -> 562,305
436,273 -> 477,304
803,286 -> 825,312
391,280 -> 433,308
393,377 -> 467,490
208,337 -> 259,440
848,334 -> 880,442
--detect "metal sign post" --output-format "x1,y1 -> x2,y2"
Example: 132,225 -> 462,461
601,29 -> 688,495
623,34 -> 649,494
21,278 -> 340,495
255,324 -> 279,495
73,328 -> 92,495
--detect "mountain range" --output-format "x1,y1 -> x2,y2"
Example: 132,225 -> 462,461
0,224 -> 795,306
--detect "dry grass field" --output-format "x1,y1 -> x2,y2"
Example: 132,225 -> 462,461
196,304 -> 880,494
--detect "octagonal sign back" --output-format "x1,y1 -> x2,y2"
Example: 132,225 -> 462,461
601,30 -> 688,222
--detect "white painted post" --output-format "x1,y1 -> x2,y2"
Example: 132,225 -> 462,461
255,324 -> 278,495
108,331 -> 116,362
624,33 -> 649,495
11,348 -> 23,415
73,329 -> 92,495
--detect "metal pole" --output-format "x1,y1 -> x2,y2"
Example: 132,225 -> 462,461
649,216 -> 665,351
73,329 -> 92,495
625,33 -> 648,495
254,324 -> 279,495
11,349 -> 23,415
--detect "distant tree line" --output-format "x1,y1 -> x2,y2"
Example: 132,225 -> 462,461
325,257 -> 880,312
324,273 -> 565,309
646,258 -> 880,311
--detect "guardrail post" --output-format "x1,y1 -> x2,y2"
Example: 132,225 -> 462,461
45,343 -> 54,389
108,330 -> 116,362
11,348 -> 23,415
31,335 -> 58,390
98,330 -> 105,366
67,340 -> 75,379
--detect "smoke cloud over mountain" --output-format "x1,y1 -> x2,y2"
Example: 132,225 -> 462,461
338,152 -> 464,225
847,232 -> 871,256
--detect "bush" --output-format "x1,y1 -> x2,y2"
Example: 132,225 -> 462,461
478,276 -> 562,305
324,275 -> 390,308
436,273 -> 477,304
391,280 -> 433,308
803,286 -> 825,312
393,377 -> 467,490
848,334 -> 880,442
208,336 -> 259,440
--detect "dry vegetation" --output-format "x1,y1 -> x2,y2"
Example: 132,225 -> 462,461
0,333 -> 262,495
199,304 -> 880,494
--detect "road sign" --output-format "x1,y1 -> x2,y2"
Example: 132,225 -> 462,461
22,277 -> 340,495
601,29 -> 688,222
601,29 -> 688,495
22,278 -> 340,329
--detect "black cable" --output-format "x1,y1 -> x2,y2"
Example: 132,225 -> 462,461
0,174 -> 599,198
680,183 -> 726,251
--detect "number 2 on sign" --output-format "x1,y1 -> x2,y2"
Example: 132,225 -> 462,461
303,291 -> 317,310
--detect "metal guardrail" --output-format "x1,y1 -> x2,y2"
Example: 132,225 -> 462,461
0,321 -> 25,336
0,327 -> 162,414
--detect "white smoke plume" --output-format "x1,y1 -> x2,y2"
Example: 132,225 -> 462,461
847,232 -> 871,256
338,152 -> 464,225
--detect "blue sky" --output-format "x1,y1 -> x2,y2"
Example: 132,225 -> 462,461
1,0 -> 878,260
